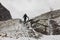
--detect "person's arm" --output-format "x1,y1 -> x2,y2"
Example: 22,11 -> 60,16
27,16 -> 29,20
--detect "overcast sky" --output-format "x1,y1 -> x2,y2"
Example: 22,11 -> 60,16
0,0 -> 60,19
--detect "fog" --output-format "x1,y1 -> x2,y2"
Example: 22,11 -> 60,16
0,0 -> 60,19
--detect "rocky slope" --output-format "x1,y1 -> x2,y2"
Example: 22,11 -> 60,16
0,3 -> 12,21
29,9 -> 60,35
0,9 -> 60,39
0,19 -> 42,39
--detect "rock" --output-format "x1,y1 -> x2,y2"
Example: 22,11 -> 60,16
28,9 -> 60,35
0,3 -> 12,21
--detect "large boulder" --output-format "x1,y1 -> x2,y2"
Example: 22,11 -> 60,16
0,3 -> 12,21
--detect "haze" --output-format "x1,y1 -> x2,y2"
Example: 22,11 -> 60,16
0,0 -> 60,20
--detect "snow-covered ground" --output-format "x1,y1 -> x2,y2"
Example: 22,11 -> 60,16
0,19 -> 59,40
40,35 -> 60,40
0,0 -> 60,40
0,35 -> 60,40
0,19 -> 41,39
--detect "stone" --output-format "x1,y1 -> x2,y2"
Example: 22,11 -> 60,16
0,3 -> 12,21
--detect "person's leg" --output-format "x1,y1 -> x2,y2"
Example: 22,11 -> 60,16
24,18 -> 26,24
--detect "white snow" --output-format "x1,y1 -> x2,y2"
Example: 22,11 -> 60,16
40,35 -> 60,40
0,0 -> 60,40
0,19 -> 41,39
0,35 -> 60,40
0,19 -> 59,40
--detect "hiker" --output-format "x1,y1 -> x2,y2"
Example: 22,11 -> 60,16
23,13 -> 29,23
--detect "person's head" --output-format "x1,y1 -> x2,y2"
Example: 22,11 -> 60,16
24,13 -> 27,15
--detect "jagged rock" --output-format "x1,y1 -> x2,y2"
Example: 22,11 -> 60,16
0,3 -> 12,21
28,9 -> 60,35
